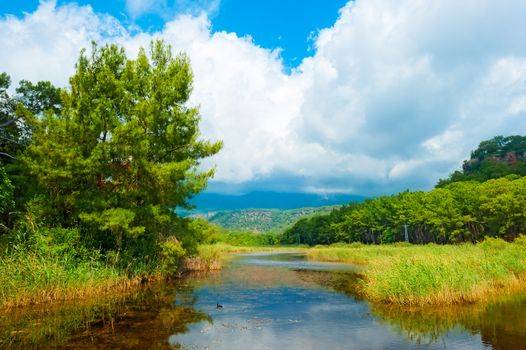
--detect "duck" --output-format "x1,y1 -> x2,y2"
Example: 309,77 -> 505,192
216,303 -> 223,309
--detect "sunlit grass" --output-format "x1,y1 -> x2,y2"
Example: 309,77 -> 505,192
307,238 -> 526,306
0,252 -> 139,308
0,247 -> 170,308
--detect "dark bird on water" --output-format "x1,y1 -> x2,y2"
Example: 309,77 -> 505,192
216,303 -> 223,309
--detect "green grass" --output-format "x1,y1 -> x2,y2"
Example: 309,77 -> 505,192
0,251 -> 135,307
307,238 -> 526,306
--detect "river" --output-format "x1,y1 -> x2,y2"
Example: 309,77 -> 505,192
2,252 -> 526,349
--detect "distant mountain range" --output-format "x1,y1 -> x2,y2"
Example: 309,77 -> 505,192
186,191 -> 365,212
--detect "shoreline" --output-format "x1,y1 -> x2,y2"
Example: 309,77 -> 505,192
3,241 -> 526,309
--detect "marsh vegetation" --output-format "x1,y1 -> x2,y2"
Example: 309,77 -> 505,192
2,253 -> 526,349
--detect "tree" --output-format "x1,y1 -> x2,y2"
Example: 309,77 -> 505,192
23,41 -> 222,253
15,80 -> 61,116
0,72 -> 61,162
0,73 -> 19,161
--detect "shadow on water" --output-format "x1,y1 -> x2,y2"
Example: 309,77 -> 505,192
2,252 -> 526,349
0,284 -> 211,349
371,294 -> 526,349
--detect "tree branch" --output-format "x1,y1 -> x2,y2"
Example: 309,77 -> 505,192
0,152 -> 16,160
0,118 -> 17,128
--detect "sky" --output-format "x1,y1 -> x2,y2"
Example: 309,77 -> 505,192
1,0 -> 526,196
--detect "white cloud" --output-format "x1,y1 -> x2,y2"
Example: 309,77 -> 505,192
0,0 -> 126,87
125,0 -> 221,19
126,0 -> 162,18
1,0 -> 526,195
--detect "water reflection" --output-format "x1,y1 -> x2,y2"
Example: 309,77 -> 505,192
2,253 -> 526,349
170,254 -> 493,350
0,284 -> 210,349
372,295 -> 526,349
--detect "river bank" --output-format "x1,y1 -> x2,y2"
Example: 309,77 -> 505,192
3,239 -> 526,308
4,252 -> 525,349
0,244 -> 300,308
307,238 -> 526,306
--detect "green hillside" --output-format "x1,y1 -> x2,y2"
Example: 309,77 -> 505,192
200,206 -> 339,233
437,135 -> 526,187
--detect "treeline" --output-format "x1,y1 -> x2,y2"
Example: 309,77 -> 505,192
188,218 -> 279,246
0,39 -> 221,292
281,176 -> 526,245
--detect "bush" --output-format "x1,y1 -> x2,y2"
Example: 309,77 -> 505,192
159,237 -> 186,273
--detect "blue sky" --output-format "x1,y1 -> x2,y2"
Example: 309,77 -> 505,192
1,0 -> 348,68
1,0 -> 526,196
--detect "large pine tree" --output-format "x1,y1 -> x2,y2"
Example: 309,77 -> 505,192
23,41 -> 222,251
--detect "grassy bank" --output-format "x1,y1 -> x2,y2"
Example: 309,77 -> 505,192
0,252 -> 137,308
306,238 -> 526,306
0,241 -> 300,308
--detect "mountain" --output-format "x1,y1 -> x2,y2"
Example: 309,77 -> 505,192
186,191 -> 365,211
202,206 -> 338,233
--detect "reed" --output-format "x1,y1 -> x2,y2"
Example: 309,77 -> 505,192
307,238 -> 526,306
183,245 -> 223,271
0,251 -> 165,308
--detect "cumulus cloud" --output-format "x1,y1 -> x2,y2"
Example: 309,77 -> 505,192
1,0 -> 526,195
0,1 -> 126,86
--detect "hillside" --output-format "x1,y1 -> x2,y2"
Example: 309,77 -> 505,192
437,135 -> 526,187
197,206 -> 339,233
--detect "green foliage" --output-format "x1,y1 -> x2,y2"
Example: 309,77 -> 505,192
1,72 -> 60,162
284,176 -> 526,245
0,166 -> 14,215
0,40 -> 222,306
187,218 -> 221,244
159,236 -> 186,273
0,73 -> 20,161
438,135 -> 526,186
22,40 -> 221,253
15,79 -> 62,115
216,230 -> 279,246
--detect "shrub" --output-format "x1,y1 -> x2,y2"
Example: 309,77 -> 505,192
159,237 -> 186,273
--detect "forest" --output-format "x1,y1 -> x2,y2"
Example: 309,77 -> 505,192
282,136 -> 526,246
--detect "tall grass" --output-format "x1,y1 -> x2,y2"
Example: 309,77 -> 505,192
0,251 -> 135,307
0,253 -> 126,306
307,238 -> 526,306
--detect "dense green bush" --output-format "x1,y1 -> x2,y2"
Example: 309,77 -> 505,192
159,237 -> 186,273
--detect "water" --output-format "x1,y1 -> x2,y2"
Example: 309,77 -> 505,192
2,252 -> 526,349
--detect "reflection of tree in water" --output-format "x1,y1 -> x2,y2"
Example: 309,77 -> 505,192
471,296 -> 526,350
0,283 -> 211,349
371,305 -> 480,345
370,294 -> 526,348
293,269 -> 366,300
